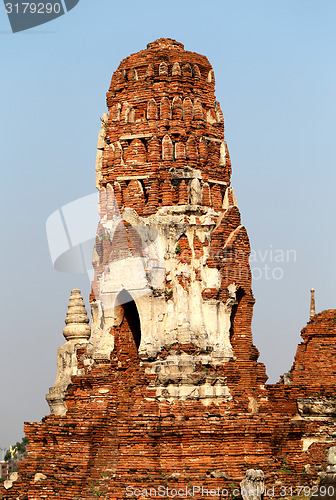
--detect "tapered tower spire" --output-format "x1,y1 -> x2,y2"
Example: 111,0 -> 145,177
310,288 -> 316,319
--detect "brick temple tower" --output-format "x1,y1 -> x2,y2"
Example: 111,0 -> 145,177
4,39 -> 336,500
86,37 -> 267,403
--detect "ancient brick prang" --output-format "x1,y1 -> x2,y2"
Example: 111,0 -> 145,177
90,38 -> 261,404
3,39 -> 336,500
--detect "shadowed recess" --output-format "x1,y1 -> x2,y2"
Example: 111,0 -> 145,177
116,289 -> 141,350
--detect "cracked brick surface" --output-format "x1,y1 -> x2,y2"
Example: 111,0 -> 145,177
3,39 -> 336,500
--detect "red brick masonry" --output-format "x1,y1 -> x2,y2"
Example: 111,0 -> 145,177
3,39 -> 336,500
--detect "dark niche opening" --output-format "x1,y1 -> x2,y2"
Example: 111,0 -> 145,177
116,289 -> 141,350
229,287 -> 245,343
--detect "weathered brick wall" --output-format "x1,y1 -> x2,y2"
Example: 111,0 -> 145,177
290,310 -> 336,395
3,39 -> 336,500
6,336 -> 335,498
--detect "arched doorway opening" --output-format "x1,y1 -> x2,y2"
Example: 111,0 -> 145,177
229,287 -> 245,344
116,289 -> 141,351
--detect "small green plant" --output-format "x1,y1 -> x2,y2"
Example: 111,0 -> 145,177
175,244 -> 182,255
229,482 -> 238,498
165,287 -> 173,300
277,457 -> 291,473
90,483 -> 106,497
203,366 -> 208,372
281,466 -> 290,473
160,472 -> 168,483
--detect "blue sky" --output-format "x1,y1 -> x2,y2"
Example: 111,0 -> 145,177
0,0 -> 335,449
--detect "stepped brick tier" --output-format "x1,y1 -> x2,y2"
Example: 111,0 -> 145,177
3,39 -> 336,499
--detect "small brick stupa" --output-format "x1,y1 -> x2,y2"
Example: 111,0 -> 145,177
3,38 -> 336,500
